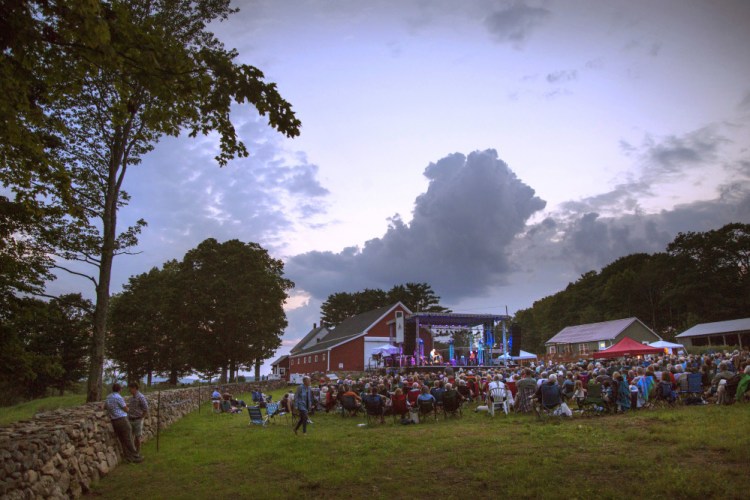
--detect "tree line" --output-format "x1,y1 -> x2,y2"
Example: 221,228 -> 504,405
514,223 -> 750,354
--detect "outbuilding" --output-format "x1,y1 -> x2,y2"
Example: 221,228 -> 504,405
675,318 -> 750,348
545,317 -> 662,357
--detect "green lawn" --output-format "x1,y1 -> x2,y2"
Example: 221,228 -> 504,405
0,393 -> 86,426
92,389 -> 749,499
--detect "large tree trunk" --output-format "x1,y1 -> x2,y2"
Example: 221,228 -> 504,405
86,243 -> 114,401
254,359 -> 261,382
169,367 -> 178,385
147,371 -> 153,387
85,128 -> 126,403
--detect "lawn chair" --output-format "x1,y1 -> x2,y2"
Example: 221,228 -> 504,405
220,399 -> 232,413
265,402 -> 282,424
580,382 -> 606,415
247,406 -> 267,427
652,381 -> 677,407
535,383 -> 563,421
442,390 -> 462,419
341,395 -> 361,417
678,373 -> 704,404
514,385 -> 536,414
363,395 -> 385,425
488,386 -> 509,417
506,381 -> 517,400
391,393 -> 409,423
417,399 -> 438,423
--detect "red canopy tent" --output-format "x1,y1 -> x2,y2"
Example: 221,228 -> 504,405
592,336 -> 663,359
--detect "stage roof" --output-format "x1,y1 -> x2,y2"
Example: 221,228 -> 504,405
387,312 -> 510,327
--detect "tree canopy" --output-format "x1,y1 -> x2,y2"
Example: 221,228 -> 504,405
108,238 -> 293,384
1,0 -> 300,401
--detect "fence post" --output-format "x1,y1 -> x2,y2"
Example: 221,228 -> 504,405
198,384 -> 201,414
156,390 -> 161,452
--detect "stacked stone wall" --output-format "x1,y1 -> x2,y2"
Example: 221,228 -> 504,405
0,380 -> 287,499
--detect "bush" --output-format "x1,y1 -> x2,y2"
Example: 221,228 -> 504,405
237,376 -> 246,383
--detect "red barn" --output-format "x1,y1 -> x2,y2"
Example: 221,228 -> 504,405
270,355 -> 290,381
289,303 -> 423,374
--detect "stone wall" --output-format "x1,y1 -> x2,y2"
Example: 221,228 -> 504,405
0,381 -> 287,499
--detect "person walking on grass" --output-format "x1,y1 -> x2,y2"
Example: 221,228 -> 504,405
105,383 -> 143,463
127,382 -> 149,455
294,376 -> 313,435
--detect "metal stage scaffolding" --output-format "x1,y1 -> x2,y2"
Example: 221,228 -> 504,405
386,312 -> 512,368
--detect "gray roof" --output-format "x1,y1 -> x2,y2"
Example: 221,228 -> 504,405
270,355 -> 288,366
546,317 -> 656,345
291,304 -> 397,356
676,317 -> 750,338
290,325 -> 328,354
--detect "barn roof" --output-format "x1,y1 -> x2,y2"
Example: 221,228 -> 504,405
546,317 -> 657,345
676,317 -> 750,338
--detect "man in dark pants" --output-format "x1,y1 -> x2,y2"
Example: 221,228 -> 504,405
127,382 -> 149,455
105,383 -> 143,463
293,376 -> 312,435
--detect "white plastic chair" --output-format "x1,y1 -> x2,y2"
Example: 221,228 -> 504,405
488,386 -> 509,416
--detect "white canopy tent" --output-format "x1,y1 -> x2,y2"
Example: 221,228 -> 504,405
370,344 -> 400,356
513,350 -> 538,360
648,340 -> 685,354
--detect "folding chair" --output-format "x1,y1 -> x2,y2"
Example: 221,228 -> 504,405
652,381 -> 677,407
580,382 -> 607,415
417,400 -> 438,423
488,386 -> 509,417
341,396 -> 361,417
442,390 -> 462,419
514,385 -> 536,414
247,406 -> 267,427
363,395 -> 385,425
265,402 -> 282,424
536,384 -> 563,421
678,373 -> 704,404
390,394 -> 409,423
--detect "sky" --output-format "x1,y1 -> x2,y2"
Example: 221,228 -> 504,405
47,0 -> 750,373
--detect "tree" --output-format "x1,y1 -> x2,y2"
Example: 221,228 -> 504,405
388,282 -> 451,313
0,294 -> 91,402
3,1 -> 301,401
180,238 -> 292,383
320,292 -> 366,325
320,282 -> 451,325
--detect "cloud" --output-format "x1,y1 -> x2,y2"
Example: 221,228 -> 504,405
546,70 -> 577,83
739,89 -> 750,112
107,108 -> 329,287
286,149 -> 546,302
563,126 -> 728,216
484,2 -> 551,46
513,180 -> 750,276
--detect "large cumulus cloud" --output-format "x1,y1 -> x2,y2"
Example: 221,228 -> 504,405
286,149 -> 546,301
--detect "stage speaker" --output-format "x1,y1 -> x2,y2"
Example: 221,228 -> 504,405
510,323 -> 522,357
395,311 -> 404,343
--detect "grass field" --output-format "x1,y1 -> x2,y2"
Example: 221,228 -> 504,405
0,393 -> 86,426
90,388 -> 750,499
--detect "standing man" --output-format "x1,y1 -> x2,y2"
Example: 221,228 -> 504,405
293,376 -> 312,435
127,382 -> 149,455
105,383 -> 143,463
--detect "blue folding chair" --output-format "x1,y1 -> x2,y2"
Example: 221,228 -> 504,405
679,373 -> 704,403
247,406 -> 267,427
265,402 -> 283,424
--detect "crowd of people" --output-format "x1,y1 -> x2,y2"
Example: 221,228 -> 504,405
288,348 -> 750,423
